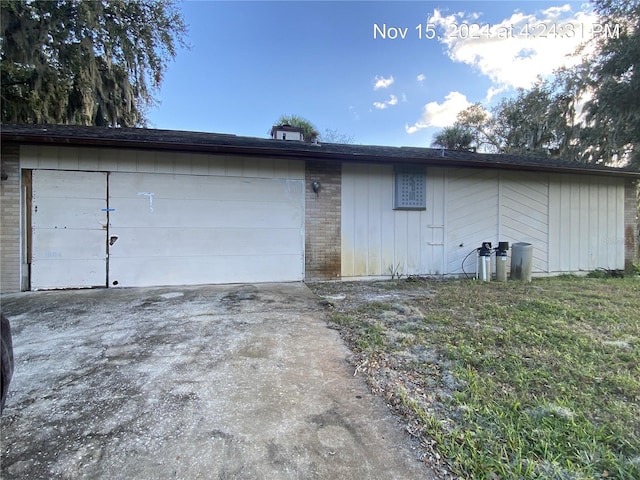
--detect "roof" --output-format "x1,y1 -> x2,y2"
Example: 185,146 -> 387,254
2,124 -> 639,178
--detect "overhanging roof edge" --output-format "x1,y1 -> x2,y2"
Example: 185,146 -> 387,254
2,129 -> 639,179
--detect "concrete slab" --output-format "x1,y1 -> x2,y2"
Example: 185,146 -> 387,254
1,283 -> 434,479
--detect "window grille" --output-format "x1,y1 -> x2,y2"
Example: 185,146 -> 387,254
394,166 -> 426,210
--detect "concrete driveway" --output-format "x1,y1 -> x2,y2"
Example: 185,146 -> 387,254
1,283 -> 433,479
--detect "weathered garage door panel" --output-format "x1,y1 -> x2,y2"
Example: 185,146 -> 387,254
112,199 -> 302,229
109,254 -> 302,286
31,197 -> 106,229
108,172 -> 304,287
111,228 -> 301,257
31,170 -> 107,289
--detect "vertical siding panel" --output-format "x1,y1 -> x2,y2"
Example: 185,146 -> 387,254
353,168 -> 369,276
432,168 -> 446,274
133,151 -> 154,173
257,158 -> 276,178
340,164 -> 356,276
541,175 -> 550,272
272,159 -> 288,179
569,181 -> 580,270
171,152 -> 191,175
242,157 -> 259,177
58,147 -> 79,170
559,175 -> 572,271
606,180 -> 618,268
394,210 -> 408,274
443,168 -> 450,273
616,182 -> 625,267
422,170 -> 436,273
78,147 -> 99,171
367,165 -> 384,275
405,211 -> 421,273
20,145 -> 39,168
224,157 -> 243,177
603,181 -> 611,268
584,177 -> 600,270
207,155 -> 227,176
98,149 -> 120,171
287,159 -> 305,180
380,165 -> 395,275
596,181 -> 607,267
190,154 -> 209,175
578,178 -> 591,270
548,176 -> 560,272
153,151 -> 173,174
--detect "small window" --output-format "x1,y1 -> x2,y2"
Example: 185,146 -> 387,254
394,166 -> 426,210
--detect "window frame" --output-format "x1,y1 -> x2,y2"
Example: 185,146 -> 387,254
393,165 -> 427,210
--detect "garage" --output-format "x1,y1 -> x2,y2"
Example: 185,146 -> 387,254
29,165 -> 304,289
3,124 -> 637,293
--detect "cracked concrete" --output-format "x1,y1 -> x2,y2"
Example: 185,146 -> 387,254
1,283 -> 434,479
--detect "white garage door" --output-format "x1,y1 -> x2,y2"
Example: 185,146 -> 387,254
31,170 -> 108,289
107,172 -> 304,287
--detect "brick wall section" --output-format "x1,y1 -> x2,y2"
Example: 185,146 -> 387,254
1,144 -> 21,293
305,160 -> 341,279
624,178 -> 639,271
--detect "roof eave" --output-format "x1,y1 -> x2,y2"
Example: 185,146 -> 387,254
2,132 -> 639,179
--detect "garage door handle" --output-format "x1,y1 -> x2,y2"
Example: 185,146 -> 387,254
109,236 -> 119,246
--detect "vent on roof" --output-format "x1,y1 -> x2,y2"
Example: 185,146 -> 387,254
270,125 -> 304,141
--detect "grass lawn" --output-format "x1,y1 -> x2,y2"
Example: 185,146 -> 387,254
309,276 -> 640,479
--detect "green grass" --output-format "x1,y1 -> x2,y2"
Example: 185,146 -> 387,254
310,277 -> 640,479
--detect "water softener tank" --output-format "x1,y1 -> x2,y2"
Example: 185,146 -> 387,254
495,242 -> 509,282
477,242 -> 492,282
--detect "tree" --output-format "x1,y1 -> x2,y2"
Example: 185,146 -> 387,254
442,0 -> 639,168
320,128 -> 354,144
582,0 -> 640,167
455,103 -> 500,152
1,0 -> 188,127
492,86 -> 558,156
273,115 -> 320,143
431,125 -> 474,150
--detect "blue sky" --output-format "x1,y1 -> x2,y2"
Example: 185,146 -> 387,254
147,1 -> 601,147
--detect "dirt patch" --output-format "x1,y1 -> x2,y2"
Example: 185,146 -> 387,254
309,279 -> 455,478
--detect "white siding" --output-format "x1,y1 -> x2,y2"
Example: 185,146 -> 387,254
20,145 -> 305,180
445,168 -> 499,275
341,164 -> 445,277
548,174 -> 624,272
342,165 -> 625,278
499,172 -> 549,273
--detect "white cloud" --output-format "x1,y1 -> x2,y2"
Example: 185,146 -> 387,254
405,91 -> 471,133
485,85 -> 506,102
373,75 -> 394,90
373,94 -> 399,110
417,73 -> 426,84
430,5 -> 598,90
